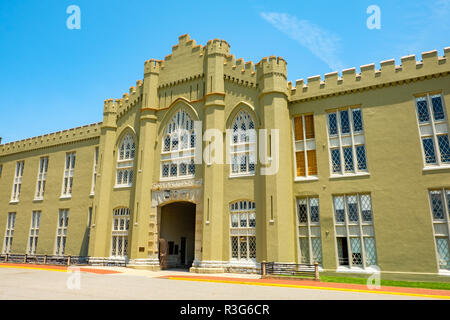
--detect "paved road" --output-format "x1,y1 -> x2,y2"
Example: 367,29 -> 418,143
0,267 -> 436,300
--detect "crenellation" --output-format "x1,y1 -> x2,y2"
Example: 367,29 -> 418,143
290,47 -> 450,101
0,122 -> 101,156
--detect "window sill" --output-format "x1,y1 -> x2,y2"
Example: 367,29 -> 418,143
438,269 -> 450,276
114,185 -> 132,190
160,175 -> 195,182
294,176 -> 318,182
329,172 -> 370,180
9,200 -> 19,204
59,195 -> 72,200
229,173 -> 256,179
422,165 -> 450,172
33,198 -> 44,202
336,266 -> 379,274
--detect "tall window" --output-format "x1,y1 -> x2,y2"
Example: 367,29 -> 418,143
293,114 -> 317,179
327,107 -> 368,175
429,189 -> 450,270
91,147 -> 99,194
11,161 -> 24,202
55,209 -> 69,256
296,198 -> 322,264
61,152 -> 75,197
28,211 -> 41,255
116,135 -> 135,187
333,194 -> 377,269
111,208 -> 130,258
3,212 -> 16,254
161,109 -> 195,180
414,94 -> 450,168
230,200 -> 256,261
35,157 -> 48,200
230,111 -> 256,176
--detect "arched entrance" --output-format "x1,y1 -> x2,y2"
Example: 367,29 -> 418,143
159,201 -> 196,269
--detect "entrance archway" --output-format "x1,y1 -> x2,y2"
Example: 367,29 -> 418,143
159,201 -> 196,269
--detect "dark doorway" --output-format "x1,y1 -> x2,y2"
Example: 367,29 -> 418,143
337,237 -> 349,266
159,202 -> 195,269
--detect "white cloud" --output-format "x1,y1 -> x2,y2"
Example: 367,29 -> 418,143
260,12 -> 343,71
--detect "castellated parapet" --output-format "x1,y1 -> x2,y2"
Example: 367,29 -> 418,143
256,56 -> 288,95
205,38 -> 230,57
290,47 -> 450,101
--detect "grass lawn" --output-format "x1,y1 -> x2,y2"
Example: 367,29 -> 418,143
268,274 -> 450,291
320,276 -> 450,291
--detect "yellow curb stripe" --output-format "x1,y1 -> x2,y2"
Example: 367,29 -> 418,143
0,265 -> 67,273
166,277 -> 450,300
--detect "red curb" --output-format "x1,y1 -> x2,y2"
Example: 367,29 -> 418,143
160,275 -> 450,297
0,263 -> 122,275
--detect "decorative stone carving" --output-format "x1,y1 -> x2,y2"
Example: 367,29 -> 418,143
151,179 -> 203,207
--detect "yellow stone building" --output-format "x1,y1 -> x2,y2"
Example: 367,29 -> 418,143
1,34 -> 449,281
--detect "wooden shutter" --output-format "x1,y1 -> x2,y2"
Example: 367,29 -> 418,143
307,150 -> 317,175
294,117 -> 304,141
296,151 -> 306,177
305,115 -> 315,139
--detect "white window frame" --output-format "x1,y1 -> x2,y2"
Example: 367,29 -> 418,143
160,109 -> 196,181
229,111 -> 256,177
116,135 -> 135,188
414,93 -> 450,169
55,209 -> 69,256
27,211 -> 41,255
332,194 -> 377,270
11,161 -> 24,203
292,114 -> 318,181
35,157 -> 48,200
90,147 -> 99,195
110,208 -> 130,258
428,188 -> 450,271
61,152 -> 75,198
229,200 -> 256,261
3,212 -> 16,254
327,107 -> 369,177
295,197 -> 322,265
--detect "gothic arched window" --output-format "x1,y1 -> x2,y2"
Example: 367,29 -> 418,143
116,134 -> 135,187
230,110 -> 256,176
161,109 -> 196,179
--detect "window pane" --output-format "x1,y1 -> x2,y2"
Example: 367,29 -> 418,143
436,238 -> 450,269
340,110 -> 350,134
231,214 -> 239,228
240,214 -> 247,227
356,145 -> 367,170
437,135 -> 450,163
328,113 -> 338,135
294,116 -> 304,141
296,151 -> 306,177
307,150 -> 317,175
331,149 -> 341,173
334,196 -> 345,223
416,98 -> 430,123
297,199 -> 308,223
431,95 -> 445,121
360,194 -> 372,222
299,238 -> 310,264
311,238 -> 322,264
422,138 -> 436,164
304,115 -> 315,139
231,237 -> 238,258
249,237 -> 256,259
343,147 -> 354,172
352,109 -> 363,132
309,198 -> 319,223
430,191 -> 445,220
364,238 -> 377,266
350,238 -> 363,266
248,212 -> 256,227
346,195 -> 359,222
240,237 -> 247,259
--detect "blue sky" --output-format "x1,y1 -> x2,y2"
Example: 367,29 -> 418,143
1,0 -> 449,143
